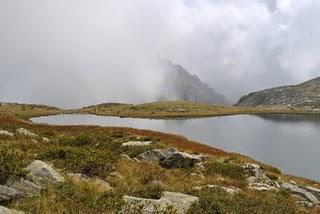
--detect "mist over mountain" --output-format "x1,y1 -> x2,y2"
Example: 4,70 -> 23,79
158,61 -> 230,105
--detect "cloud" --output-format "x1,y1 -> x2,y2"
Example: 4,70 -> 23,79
0,0 -> 320,107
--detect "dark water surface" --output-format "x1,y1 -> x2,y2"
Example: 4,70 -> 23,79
31,114 -> 320,181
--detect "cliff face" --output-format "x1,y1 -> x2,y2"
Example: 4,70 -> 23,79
158,61 -> 230,105
236,77 -> 320,108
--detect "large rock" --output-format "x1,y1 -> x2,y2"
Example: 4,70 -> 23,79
0,130 -> 14,138
16,128 -> 38,138
6,178 -> 42,196
135,148 -> 203,168
0,206 -> 24,214
0,185 -> 22,202
26,160 -> 65,186
123,191 -> 199,214
281,183 -> 319,205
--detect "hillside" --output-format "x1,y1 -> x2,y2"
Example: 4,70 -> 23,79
236,77 -> 320,109
158,61 -> 230,105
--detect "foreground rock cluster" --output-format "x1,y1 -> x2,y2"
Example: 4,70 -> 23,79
0,160 -> 64,213
243,163 -> 320,207
1,128 -> 320,213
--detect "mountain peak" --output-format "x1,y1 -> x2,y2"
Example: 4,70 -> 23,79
158,61 -> 230,105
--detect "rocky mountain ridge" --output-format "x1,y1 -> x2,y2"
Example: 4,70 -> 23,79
158,61 -> 230,105
236,77 -> 320,108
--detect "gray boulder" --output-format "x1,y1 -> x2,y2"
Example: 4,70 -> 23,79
6,178 -> 42,196
0,206 -> 24,214
0,185 -> 22,202
26,160 -> 65,187
123,191 -> 199,214
136,148 -> 203,168
281,183 -> 319,205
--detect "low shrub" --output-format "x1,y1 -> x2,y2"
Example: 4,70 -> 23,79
10,180 -> 124,213
204,161 -> 246,181
40,146 -> 118,178
132,184 -> 164,199
188,188 -> 298,214
0,146 -> 27,184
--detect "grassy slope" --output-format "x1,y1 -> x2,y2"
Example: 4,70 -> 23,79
0,117 -> 319,213
0,103 -> 63,119
76,101 -> 313,119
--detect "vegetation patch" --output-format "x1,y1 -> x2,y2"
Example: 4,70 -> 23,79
188,188 -> 298,214
204,161 -> 246,181
0,145 -> 27,184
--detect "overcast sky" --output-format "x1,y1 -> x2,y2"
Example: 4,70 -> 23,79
1,0 -> 320,108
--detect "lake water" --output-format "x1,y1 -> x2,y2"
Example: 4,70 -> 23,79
31,114 -> 320,181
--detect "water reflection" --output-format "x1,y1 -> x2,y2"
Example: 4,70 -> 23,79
31,114 -> 320,181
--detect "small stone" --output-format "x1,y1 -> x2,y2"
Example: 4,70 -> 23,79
0,130 -> 14,138
42,137 -> 50,143
16,128 -> 38,138
122,141 -> 152,147
194,185 -> 242,194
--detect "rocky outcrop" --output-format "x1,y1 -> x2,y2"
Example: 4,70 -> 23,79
135,148 -> 204,168
0,206 -> 24,214
123,191 -> 199,214
243,163 -> 320,207
236,76 -> 320,108
281,183 -> 319,207
158,60 -> 230,105
16,128 -> 38,138
0,130 -> 14,138
26,160 -> 65,186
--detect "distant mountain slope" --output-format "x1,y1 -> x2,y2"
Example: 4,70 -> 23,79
236,77 -> 320,108
158,61 -> 230,105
